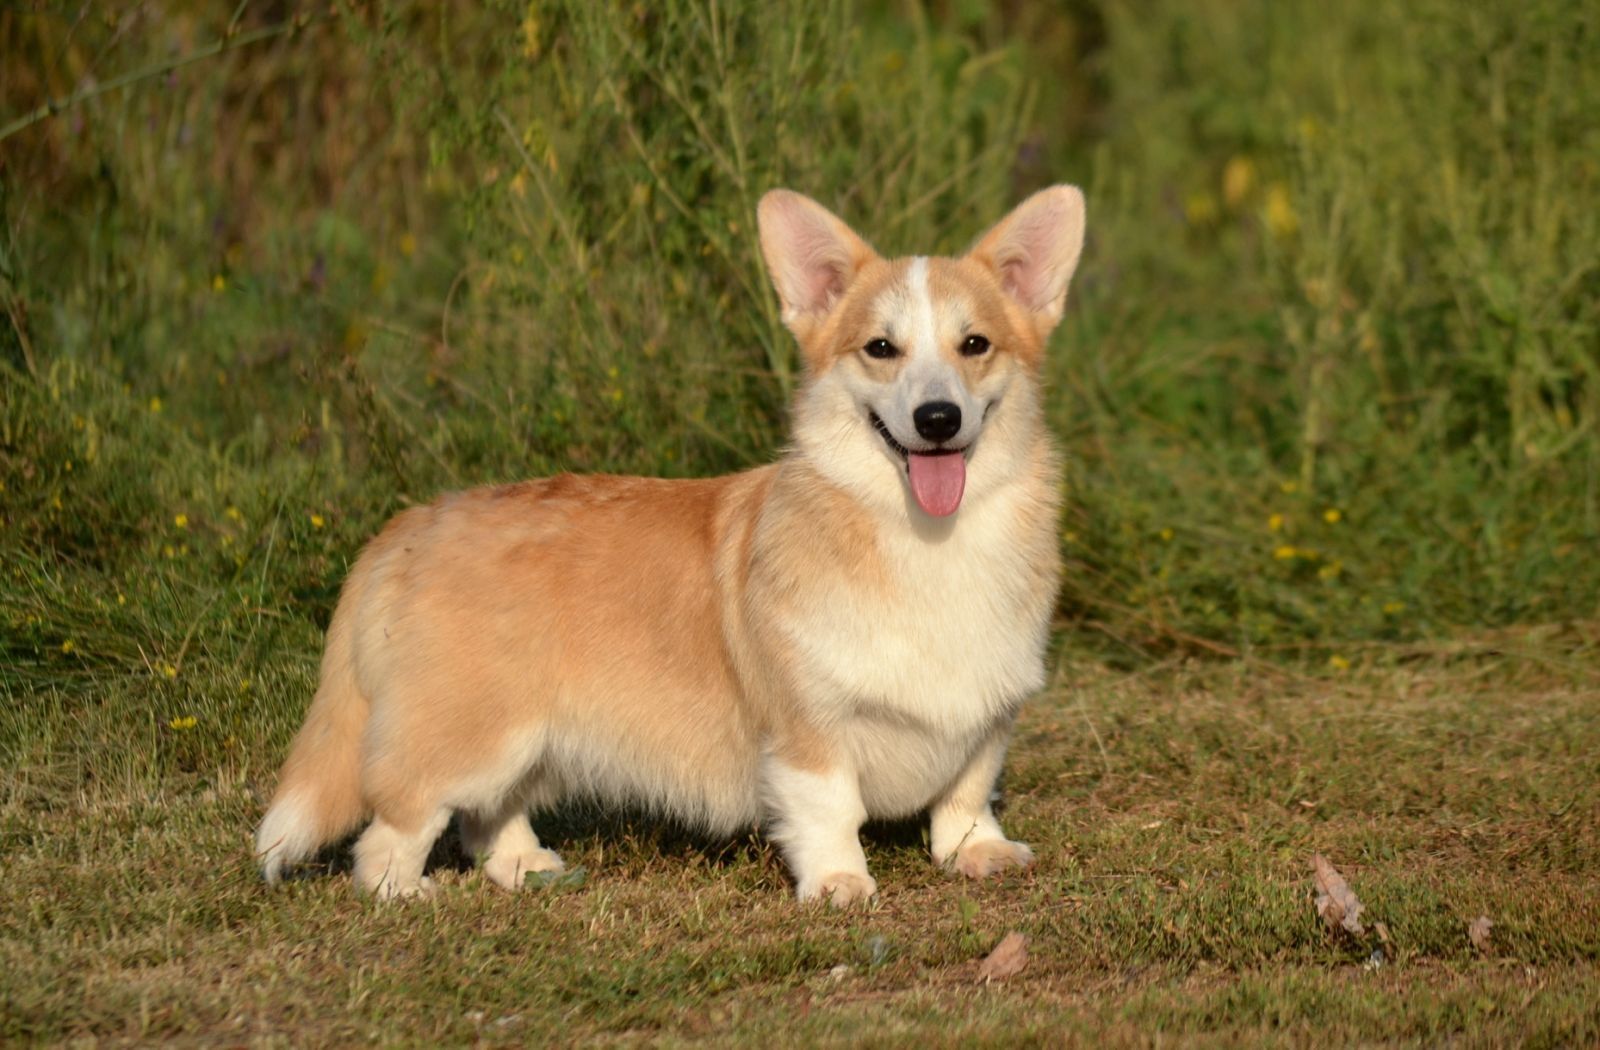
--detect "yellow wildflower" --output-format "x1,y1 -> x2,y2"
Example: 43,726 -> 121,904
1274,545 -> 1298,560
1323,508 -> 1342,524
1318,561 -> 1343,580
61,640 -> 76,654
1382,600 -> 1406,615
1158,527 -> 1174,542
1184,192 -> 1219,227
161,664 -> 178,679
149,397 -> 163,414
174,514 -> 189,529
520,10 -> 542,59
1265,183 -> 1298,238
212,274 -> 226,293
224,506 -> 243,522
310,513 -> 326,529
1328,654 -> 1351,671
1268,513 -> 1285,532
168,715 -> 197,730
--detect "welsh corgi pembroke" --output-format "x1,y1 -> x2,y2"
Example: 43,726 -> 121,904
254,185 -> 1086,904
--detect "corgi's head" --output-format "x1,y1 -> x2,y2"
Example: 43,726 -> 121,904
758,186 -> 1085,519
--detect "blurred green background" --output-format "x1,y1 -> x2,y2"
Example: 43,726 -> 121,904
2,1 -> 1597,778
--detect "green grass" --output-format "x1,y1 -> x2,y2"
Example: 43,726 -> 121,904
4,663 -> 1597,1043
3,0 -> 1598,1043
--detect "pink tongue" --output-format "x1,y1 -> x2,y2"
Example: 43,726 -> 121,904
908,451 -> 967,517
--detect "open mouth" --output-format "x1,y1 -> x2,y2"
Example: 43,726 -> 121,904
867,410 -> 968,517
868,411 -> 910,460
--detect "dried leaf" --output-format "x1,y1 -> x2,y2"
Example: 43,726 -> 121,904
976,931 -> 1029,982
1468,915 -> 1493,952
1311,853 -> 1365,935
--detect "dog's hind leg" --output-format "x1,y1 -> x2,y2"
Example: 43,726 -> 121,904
350,722 -> 456,899
460,790 -> 565,891
352,805 -> 452,899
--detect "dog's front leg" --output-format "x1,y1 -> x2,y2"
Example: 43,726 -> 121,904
763,756 -> 876,905
930,722 -> 1035,878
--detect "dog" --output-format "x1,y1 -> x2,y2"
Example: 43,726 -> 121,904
254,185 -> 1086,904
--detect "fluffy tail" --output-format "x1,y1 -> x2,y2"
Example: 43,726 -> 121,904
254,606 -> 370,884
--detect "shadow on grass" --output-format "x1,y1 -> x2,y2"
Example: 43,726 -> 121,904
277,806 -> 935,889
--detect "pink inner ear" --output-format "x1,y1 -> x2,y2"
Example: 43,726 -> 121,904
766,198 -> 851,315
759,190 -> 878,325
800,251 -> 847,312
973,186 -> 1085,321
999,252 -> 1044,311
998,209 -> 1066,311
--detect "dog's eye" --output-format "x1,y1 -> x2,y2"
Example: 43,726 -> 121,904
863,338 -> 900,360
960,334 -> 991,357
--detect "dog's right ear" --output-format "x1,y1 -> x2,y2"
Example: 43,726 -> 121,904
758,190 -> 878,344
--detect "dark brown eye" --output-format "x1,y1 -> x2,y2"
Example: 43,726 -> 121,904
960,334 -> 991,357
864,338 -> 900,359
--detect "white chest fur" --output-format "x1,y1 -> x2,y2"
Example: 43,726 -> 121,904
776,484 -> 1054,815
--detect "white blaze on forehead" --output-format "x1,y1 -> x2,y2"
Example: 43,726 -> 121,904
905,256 -> 938,363
888,256 -> 968,400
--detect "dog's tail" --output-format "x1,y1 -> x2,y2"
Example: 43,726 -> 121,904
254,597 -> 371,884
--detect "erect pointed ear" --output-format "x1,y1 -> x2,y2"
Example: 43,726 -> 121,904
967,185 -> 1086,336
757,190 -> 879,341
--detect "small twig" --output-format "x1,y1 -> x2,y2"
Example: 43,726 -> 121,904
0,14 -> 325,144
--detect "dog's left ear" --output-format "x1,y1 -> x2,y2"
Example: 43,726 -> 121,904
758,190 -> 879,345
967,185 -> 1086,338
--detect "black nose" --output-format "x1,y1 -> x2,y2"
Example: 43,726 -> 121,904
913,401 -> 962,443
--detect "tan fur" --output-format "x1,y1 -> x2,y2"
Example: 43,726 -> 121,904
255,185 -> 1087,902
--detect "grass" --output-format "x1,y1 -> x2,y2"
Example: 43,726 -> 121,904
3,0 -> 1598,1043
4,661 -> 1597,1043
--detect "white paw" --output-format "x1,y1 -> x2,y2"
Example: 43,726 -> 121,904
952,839 -> 1034,879
370,875 -> 437,901
482,848 -> 566,891
798,871 -> 878,907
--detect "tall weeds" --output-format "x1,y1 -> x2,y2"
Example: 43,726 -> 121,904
1,0 -> 1595,737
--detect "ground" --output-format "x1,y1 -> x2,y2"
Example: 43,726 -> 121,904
5,652 -> 1596,1044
